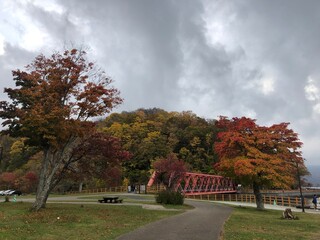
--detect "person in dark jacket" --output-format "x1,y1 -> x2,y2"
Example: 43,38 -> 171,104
312,194 -> 318,210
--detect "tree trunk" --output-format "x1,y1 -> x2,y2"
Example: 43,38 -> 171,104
31,139 -> 79,211
32,180 -> 51,211
79,182 -> 83,192
32,150 -> 55,211
253,181 -> 264,210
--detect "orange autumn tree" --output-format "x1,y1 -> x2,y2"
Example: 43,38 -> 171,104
214,116 -> 306,210
0,49 -> 123,211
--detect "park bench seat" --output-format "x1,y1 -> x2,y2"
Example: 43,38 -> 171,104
98,196 -> 123,203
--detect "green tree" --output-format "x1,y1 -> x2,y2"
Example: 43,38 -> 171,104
8,138 -> 37,171
103,109 -> 170,185
102,109 -> 219,185
0,135 -> 15,171
163,111 -> 217,172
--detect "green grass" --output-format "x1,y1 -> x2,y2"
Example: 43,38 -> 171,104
0,202 -> 182,240
223,206 -> 320,240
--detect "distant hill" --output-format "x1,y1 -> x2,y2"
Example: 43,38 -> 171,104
306,165 -> 320,186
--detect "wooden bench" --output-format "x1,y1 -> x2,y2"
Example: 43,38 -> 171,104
98,196 -> 123,203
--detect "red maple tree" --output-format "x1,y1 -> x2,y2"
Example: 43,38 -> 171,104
214,116 -> 306,209
71,133 -> 131,187
23,171 -> 38,192
0,172 -> 17,189
153,153 -> 188,190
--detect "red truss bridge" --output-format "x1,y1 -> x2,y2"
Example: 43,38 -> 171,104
147,172 -> 237,196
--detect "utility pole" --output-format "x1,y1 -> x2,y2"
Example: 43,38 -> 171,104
296,161 -> 305,212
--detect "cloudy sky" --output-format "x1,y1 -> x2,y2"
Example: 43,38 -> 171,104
1,0 -> 320,166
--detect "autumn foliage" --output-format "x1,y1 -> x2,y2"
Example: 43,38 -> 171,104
102,109 -> 218,184
214,116 -> 306,209
0,49 -> 122,149
71,133 -> 131,186
0,49 -> 124,210
0,172 -> 17,188
153,153 -> 188,190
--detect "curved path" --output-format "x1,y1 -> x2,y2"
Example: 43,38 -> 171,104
116,200 -> 233,240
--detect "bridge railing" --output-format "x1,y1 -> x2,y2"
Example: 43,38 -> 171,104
185,193 -> 310,208
67,186 -> 127,194
147,184 -> 165,193
66,185 -> 164,194
64,187 -> 311,208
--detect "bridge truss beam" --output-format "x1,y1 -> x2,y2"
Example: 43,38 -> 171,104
175,172 -> 236,195
148,171 -> 237,195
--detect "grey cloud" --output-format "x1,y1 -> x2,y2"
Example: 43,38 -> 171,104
22,2 -> 86,50
0,43 -> 36,98
21,0 -> 238,113
53,0 -> 185,111
204,1 -> 319,117
1,0 -> 320,164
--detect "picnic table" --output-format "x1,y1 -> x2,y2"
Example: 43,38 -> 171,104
98,196 -> 123,203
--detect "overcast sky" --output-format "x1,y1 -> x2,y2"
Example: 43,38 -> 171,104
1,0 -> 320,166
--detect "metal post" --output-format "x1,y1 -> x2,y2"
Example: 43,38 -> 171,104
296,161 -> 305,212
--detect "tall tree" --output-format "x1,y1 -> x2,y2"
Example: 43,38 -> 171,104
214,116 -> 305,210
0,49 -> 123,211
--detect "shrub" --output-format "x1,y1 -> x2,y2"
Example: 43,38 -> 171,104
156,190 -> 184,205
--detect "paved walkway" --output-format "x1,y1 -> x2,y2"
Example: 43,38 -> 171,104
116,200 -> 233,240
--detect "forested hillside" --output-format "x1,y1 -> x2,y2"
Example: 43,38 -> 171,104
100,108 -> 219,185
0,108 -> 219,192
0,108 -> 311,194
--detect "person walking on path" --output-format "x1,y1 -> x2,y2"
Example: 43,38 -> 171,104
312,194 -> 318,210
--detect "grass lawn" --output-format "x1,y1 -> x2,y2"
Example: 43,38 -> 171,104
223,206 -> 320,240
0,202 -> 181,240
